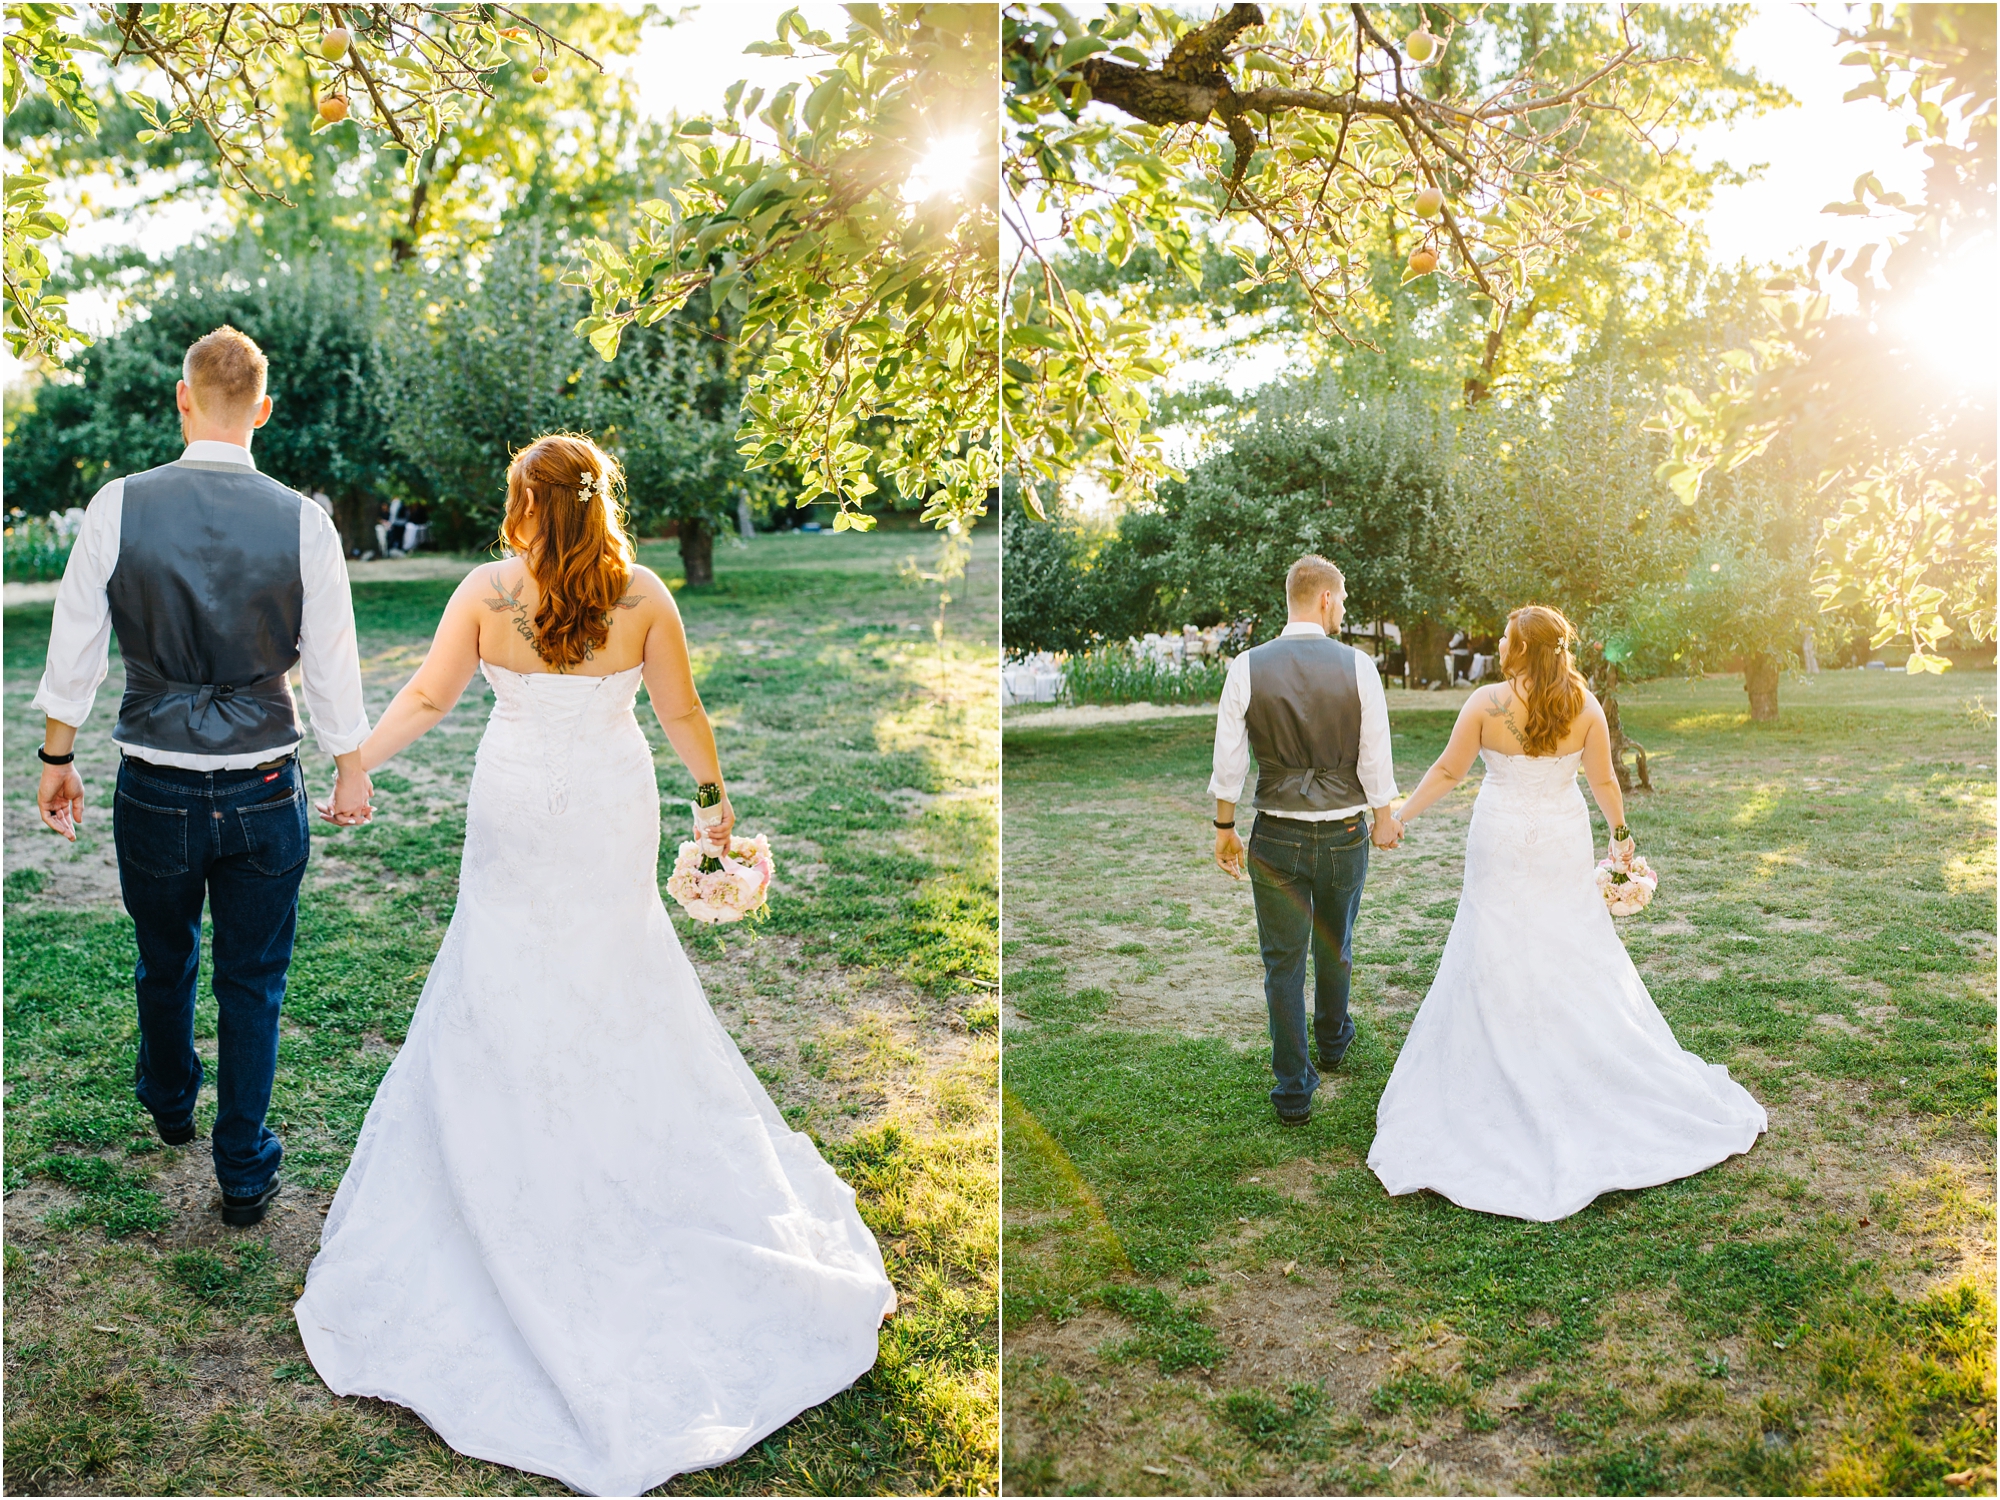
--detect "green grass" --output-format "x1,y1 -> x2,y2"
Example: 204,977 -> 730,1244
1002,669 -> 1996,1497
4,529 -> 998,1495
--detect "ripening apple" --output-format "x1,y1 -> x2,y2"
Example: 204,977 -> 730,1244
321,27 -> 349,61
531,64 -> 549,83
1414,185 -> 1443,219
318,94 -> 349,124
1407,247 -> 1439,276
1406,26 -> 1437,62
1616,222 -> 1634,240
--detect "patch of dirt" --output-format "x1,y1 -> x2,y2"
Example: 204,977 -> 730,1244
699,931 -> 984,1142
1004,771 -> 1479,1041
1004,1267 -> 1568,1496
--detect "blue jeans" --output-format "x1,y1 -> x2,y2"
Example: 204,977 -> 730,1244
1247,811 -> 1370,1114
114,754 -> 309,1196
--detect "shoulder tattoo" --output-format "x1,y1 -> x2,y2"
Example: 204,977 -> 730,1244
485,571 -> 550,664
1481,685 -> 1526,745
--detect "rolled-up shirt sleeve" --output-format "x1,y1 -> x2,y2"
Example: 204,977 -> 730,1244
1207,652 -> 1254,803
1356,654 -> 1400,808
296,501 -> 371,756
30,479 -> 123,728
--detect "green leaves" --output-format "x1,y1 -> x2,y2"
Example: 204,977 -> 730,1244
3,3 -> 603,366
1003,2 -> 1696,514
572,3 -> 997,531
1653,3 -> 1996,673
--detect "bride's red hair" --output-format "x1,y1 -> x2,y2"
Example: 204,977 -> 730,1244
1503,605 -> 1588,755
499,434 -> 634,671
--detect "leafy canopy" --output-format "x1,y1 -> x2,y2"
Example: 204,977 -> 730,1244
1002,3 -> 1773,514
1,2 -> 599,362
1650,3 -> 1996,671
570,3 -> 999,531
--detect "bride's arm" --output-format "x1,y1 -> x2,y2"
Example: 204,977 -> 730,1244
1392,691 -> 1493,826
635,570 -> 732,845
356,568 -> 486,772
1578,698 -> 1632,855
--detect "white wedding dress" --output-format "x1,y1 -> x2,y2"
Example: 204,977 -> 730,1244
1367,749 -> 1766,1222
295,662 -> 895,1497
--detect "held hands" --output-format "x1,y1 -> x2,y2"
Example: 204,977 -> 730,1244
316,764 -> 376,828
1371,809 -> 1404,850
1214,825 -> 1244,880
38,763 -> 85,841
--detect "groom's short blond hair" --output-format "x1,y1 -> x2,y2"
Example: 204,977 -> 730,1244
182,326 -> 267,420
1286,553 -> 1345,607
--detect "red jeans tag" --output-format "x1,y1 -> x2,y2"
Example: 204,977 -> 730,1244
263,772 -> 281,782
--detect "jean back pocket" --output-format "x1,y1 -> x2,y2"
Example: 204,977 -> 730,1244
237,787 -> 309,877
114,792 -> 190,879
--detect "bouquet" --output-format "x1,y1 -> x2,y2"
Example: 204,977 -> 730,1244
666,832 -> 775,924
1594,852 -> 1658,916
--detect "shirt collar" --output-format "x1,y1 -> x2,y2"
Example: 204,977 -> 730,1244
180,440 -> 257,469
1279,621 -> 1329,638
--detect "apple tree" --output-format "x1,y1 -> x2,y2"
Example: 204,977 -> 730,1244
568,4 -> 999,531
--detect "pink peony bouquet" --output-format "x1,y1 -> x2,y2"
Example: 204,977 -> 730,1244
1595,852 -> 1659,916
666,833 -> 775,924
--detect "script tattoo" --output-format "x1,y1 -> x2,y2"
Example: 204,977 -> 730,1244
485,570 -> 646,672
1481,685 -> 1528,748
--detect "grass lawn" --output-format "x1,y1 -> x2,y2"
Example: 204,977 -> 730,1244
3,528 -> 999,1496
1001,669 -> 1996,1497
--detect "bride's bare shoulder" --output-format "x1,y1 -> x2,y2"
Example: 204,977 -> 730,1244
623,563 -> 675,603
449,558 -> 524,608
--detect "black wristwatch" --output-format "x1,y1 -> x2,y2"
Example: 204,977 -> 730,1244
37,746 -> 74,766
1213,819 -> 1235,829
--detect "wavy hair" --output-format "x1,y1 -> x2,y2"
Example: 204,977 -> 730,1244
1503,605 -> 1588,756
499,433 -> 633,671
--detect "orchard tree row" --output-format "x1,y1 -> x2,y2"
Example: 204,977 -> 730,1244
4,4 -> 997,538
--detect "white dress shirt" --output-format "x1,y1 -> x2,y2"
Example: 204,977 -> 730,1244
32,440 -> 372,769
1209,621 -> 1399,820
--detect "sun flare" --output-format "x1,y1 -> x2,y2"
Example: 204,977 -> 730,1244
902,133 -> 978,204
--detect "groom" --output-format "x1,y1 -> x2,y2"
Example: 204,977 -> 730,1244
33,326 -> 375,1226
1211,554 -> 1402,1125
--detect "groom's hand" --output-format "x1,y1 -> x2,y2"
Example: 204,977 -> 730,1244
38,763 -> 85,841
319,754 -> 375,827
1215,826 -> 1244,880
1370,810 -> 1403,850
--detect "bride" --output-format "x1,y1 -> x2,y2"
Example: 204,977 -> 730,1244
1367,604 -> 1765,1222
293,435 -> 895,1496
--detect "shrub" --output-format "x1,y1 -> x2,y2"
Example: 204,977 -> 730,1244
4,512 -> 76,582
1061,644 -> 1228,707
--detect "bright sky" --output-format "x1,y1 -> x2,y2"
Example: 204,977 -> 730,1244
1683,2 -> 1923,269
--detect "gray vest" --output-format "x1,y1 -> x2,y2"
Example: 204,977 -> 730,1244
106,459 -> 306,759
1244,634 -> 1365,813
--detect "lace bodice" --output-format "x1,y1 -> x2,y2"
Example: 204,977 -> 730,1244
1475,747 -> 1586,808
478,662 -> 646,816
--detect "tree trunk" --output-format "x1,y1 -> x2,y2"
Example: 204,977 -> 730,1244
332,491 -> 371,559
1589,660 -> 1652,793
679,517 -> 715,587
1745,651 -> 1780,722
1401,615 -> 1451,687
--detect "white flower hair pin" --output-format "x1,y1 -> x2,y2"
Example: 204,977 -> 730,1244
577,467 -> 609,504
